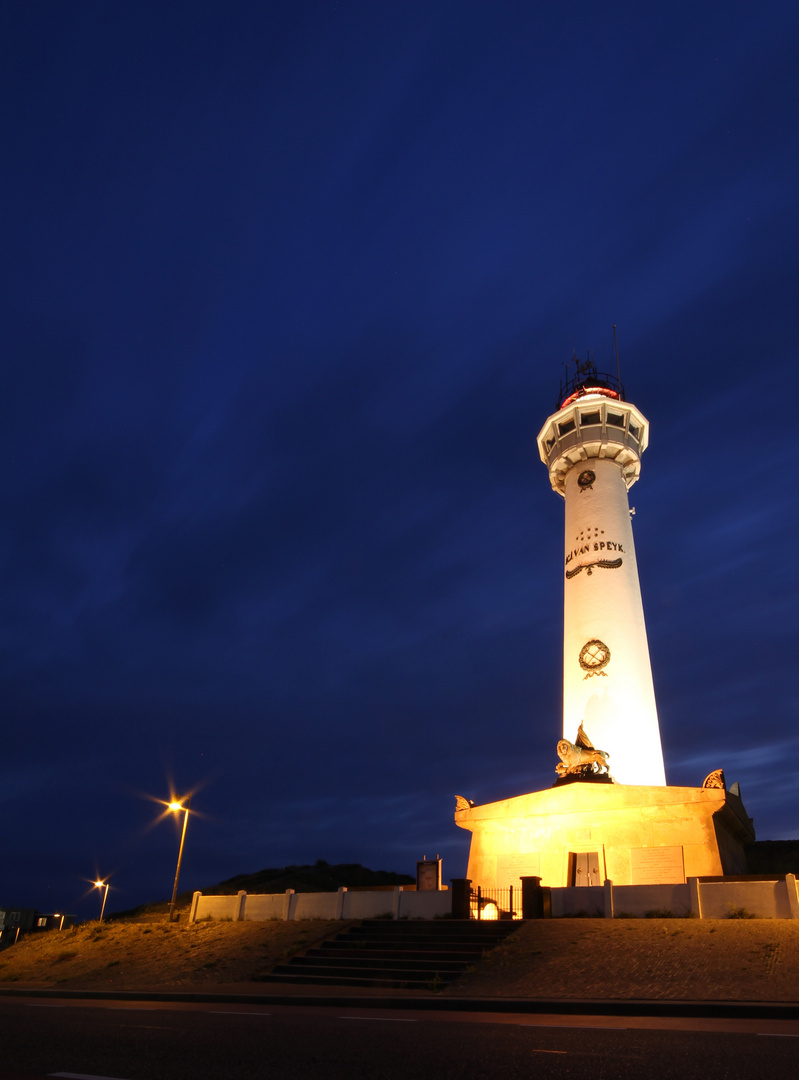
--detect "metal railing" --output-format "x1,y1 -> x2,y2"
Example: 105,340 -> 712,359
557,366 -> 625,410
469,885 -> 522,920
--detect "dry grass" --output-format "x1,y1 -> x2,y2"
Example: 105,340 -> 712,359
3,917 -> 799,1001
0,918 -> 349,991
448,919 -> 799,1001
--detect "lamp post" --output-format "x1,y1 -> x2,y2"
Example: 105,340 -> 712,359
167,795 -> 191,922
94,880 -> 109,922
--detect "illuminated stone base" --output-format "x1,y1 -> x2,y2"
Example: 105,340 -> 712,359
455,783 -> 755,888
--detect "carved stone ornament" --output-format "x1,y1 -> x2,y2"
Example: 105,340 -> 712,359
578,638 -> 611,678
454,794 -> 474,811
566,556 -> 623,579
702,769 -> 726,790
555,723 -> 610,777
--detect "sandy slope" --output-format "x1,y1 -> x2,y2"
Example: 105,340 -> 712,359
2,917 -> 798,1001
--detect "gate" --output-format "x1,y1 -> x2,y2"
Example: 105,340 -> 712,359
469,884 -> 522,920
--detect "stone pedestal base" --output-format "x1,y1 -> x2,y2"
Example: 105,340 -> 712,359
455,783 -> 755,888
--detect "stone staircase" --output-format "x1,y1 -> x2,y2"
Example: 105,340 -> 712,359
257,918 -> 520,990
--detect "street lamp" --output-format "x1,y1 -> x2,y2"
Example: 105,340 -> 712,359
167,795 -> 191,922
94,880 -> 109,922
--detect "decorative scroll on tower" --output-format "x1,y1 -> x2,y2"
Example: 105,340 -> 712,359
536,364 -> 666,786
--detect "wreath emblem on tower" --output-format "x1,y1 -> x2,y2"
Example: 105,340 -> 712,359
577,469 -> 596,491
579,638 -> 611,678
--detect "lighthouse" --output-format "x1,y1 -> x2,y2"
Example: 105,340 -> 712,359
454,355 -> 754,891
536,362 -> 666,787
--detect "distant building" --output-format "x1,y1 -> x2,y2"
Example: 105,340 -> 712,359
0,907 -> 75,945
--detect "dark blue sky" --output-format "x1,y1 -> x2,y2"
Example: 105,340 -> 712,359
2,2 -> 798,918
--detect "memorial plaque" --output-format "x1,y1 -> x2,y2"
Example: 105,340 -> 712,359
497,853 -> 540,889
630,845 -> 685,885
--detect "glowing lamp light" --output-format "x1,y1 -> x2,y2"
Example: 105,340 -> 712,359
559,386 -> 620,409
93,879 -> 110,921
166,793 -> 192,921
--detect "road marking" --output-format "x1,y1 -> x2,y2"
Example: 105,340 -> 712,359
339,1016 -> 418,1022
208,1010 -> 271,1016
97,1005 -> 153,1011
50,1073 -> 133,1080
512,1021 -> 626,1032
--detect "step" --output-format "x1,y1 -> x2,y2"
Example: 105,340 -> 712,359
308,950 -> 477,967
258,918 -> 521,990
353,920 -> 518,934
293,954 -> 467,972
270,962 -> 449,981
345,933 -> 513,941
256,971 -> 456,989
319,940 -> 489,956
334,932 -> 509,946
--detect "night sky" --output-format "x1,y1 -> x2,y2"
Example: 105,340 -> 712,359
3,2 -> 798,919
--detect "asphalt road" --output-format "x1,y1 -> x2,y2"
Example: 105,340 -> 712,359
1,998 -> 797,1080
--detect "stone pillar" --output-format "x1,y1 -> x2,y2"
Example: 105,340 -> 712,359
189,891 -> 201,924
235,890 -> 247,921
282,888 -> 295,922
521,876 -> 551,919
451,878 -> 472,920
336,887 -> 348,920
603,879 -> 614,919
785,874 -> 799,919
688,877 -> 702,919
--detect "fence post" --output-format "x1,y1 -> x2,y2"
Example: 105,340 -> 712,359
189,891 -> 201,924
477,885 -> 482,920
603,879 -> 614,919
521,876 -> 550,919
451,878 -> 472,920
785,874 -> 799,919
688,878 -> 702,919
282,888 -> 295,922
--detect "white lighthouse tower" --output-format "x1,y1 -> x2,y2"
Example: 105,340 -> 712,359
536,362 -> 666,786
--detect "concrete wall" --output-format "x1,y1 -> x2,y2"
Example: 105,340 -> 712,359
190,876 -> 799,923
694,877 -> 797,920
545,874 -> 799,920
189,892 -> 242,921
551,885 -> 604,917
609,883 -> 690,917
240,893 -> 284,921
191,886 -> 452,923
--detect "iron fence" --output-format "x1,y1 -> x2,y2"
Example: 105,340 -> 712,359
469,885 -> 522,920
